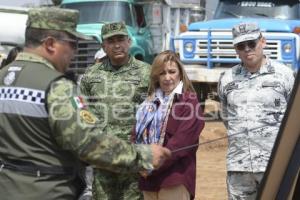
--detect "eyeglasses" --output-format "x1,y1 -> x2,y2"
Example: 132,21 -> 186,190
40,37 -> 78,50
235,38 -> 260,51
57,38 -> 78,50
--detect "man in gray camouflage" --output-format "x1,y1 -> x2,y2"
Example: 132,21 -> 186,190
80,22 -> 150,200
0,8 -> 171,200
218,22 -> 295,200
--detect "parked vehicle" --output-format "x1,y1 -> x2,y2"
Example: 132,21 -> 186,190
171,0 -> 300,107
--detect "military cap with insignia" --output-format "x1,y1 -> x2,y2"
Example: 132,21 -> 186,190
101,22 -> 129,40
232,22 -> 261,45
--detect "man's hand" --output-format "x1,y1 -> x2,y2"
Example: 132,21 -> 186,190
150,144 -> 171,169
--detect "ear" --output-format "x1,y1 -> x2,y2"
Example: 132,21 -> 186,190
101,43 -> 106,52
43,37 -> 56,54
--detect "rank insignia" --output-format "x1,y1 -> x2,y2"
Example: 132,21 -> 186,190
80,110 -> 96,124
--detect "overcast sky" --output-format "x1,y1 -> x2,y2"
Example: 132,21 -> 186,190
0,0 -> 53,7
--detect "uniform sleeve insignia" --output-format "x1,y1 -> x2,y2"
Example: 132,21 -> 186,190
4,71 -> 16,85
80,110 -> 96,124
70,96 -> 86,109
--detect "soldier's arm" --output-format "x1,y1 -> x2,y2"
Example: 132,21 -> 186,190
47,78 -> 157,173
284,68 -> 296,102
218,72 -> 229,128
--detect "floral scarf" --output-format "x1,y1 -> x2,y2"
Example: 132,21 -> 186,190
135,81 -> 183,145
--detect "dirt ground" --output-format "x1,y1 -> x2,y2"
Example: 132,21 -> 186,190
195,100 -> 228,200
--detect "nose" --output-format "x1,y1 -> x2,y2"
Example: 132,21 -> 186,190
244,44 -> 251,52
113,41 -> 120,48
165,73 -> 171,80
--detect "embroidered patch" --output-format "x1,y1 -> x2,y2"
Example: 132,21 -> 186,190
262,81 -> 280,88
225,82 -> 238,92
274,98 -> 281,107
4,72 -> 16,85
8,66 -> 22,71
80,110 -> 96,124
70,96 -> 86,109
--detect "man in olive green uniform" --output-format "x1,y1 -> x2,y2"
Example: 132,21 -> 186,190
80,22 -> 150,200
0,8 -> 171,200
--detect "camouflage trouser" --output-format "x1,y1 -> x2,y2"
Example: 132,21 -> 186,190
227,171 -> 264,200
78,166 -> 94,200
92,170 -> 142,200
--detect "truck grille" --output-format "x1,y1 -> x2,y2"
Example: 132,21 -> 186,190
175,30 -> 300,69
69,38 -> 100,74
195,39 -> 279,60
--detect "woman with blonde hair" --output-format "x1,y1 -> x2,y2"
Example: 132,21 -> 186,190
132,50 -> 205,200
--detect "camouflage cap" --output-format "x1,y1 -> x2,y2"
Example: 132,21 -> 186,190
232,22 -> 261,45
27,7 -> 91,40
101,22 -> 128,40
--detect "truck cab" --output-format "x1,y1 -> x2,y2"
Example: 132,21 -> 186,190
61,0 -> 153,74
172,0 -> 300,107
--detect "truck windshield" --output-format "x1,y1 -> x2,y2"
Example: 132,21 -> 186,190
62,1 -> 133,25
214,0 -> 300,20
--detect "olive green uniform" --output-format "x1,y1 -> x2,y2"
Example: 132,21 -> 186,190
80,56 -> 150,200
0,52 -> 153,200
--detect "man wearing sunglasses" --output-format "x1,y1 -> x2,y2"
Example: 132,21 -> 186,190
218,22 -> 295,200
0,7 -> 171,200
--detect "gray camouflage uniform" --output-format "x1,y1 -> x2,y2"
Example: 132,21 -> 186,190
218,58 -> 295,198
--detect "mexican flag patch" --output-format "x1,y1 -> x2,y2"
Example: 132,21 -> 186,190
70,96 -> 86,109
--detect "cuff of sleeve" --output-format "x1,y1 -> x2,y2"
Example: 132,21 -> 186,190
135,144 -> 154,171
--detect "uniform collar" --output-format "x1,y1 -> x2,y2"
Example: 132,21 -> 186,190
103,56 -> 135,72
236,56 -> 274,77
15,52 -> 56,70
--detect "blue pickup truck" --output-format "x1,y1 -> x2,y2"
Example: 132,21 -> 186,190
172,0 -> 300,107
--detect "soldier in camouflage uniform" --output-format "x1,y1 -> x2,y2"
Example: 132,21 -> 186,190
218,22 -> 295,200
0,8 -> 171,200
80,22 -> 151,200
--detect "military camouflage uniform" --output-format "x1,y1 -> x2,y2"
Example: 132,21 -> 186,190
80,56 -> 150,200
0,8 -> 154,200
218,58 -> 295,199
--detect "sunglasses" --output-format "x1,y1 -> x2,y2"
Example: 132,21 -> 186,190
235,38 -> 260,51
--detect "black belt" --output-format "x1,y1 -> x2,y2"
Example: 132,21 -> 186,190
0,159 -> 75,177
